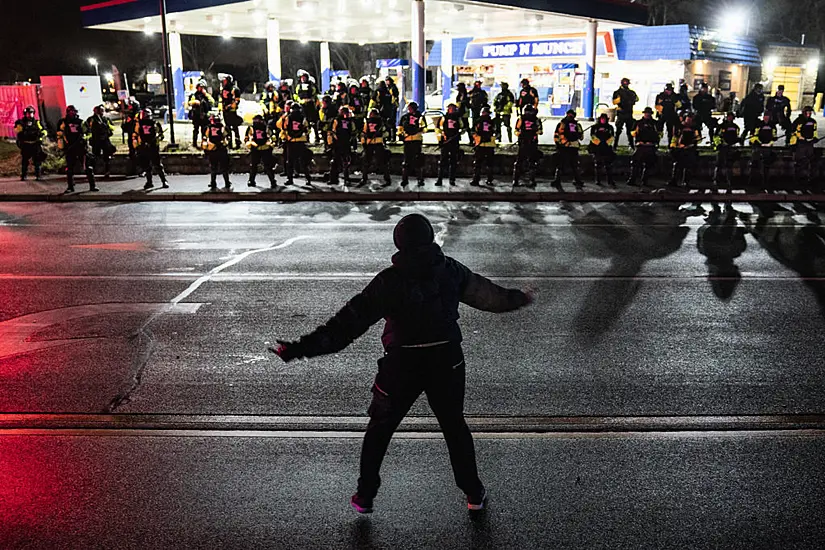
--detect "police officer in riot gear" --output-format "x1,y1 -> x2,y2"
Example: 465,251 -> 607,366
202,112 -> 231,190
295,70 -> 321,143
471,105 -> 496,186
493,82 -> 515,143
398,101 -> 427,187
348,82 -> 367,144
655,83 -> 683,144
588,113 -> 616,186
436,103 -> 463,187
740,83 -> 765,142
244,114 -> 277,188
748,112 -> 777,189
14,106 -> 46,181
455,82 -> 471,143
57,105 -> 97,193
277,80 -> 293,112
272,213 -> 532,516
516,78 -> 539,117
468,80 -> 488,132
612,77 -> 638,150
122,98 -> 142,176
189,80 -> 214,148
668,110 -> 701,188
86,104 -> 116,178
385,76 -> 400,142
319,95 -> 339,152
552,109 -> 584,189
766,85 -> 793,145
219,74 -> 243,149
328,106 -> 356,186
790,105 -> 818,189
132,108 -> 169,190
361,108 -> 392,187
712,112 -> 741,192
692,83 -> 717,142
513,104 -> 543,187
260,81 -> 280,132
626,107 -> 661,187
278,102 -> 312,186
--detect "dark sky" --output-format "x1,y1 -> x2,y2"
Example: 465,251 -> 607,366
0,0 -> 322,88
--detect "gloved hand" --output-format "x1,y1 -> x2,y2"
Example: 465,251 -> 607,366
268,339 -> 303,363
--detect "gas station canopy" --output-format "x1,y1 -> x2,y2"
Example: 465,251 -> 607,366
82,0 -> 647,43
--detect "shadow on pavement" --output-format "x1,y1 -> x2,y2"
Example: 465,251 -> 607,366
566,203 -> 691,340
745,202 -> 825,316
697,202 -> 747,301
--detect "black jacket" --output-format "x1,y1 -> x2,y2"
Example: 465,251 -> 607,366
292,243 -> 528,357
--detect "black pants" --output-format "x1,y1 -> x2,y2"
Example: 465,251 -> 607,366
590,146 -> 615,184
402,141 -> 423,184
126,134 -> 139,176
695,114 -> 716,142
749,147 -> 775,186
207,148 -> 230,186
794,141 -> 816,187
224,111 -> 242,148
65,144 -> 95,189
249,147 -> 276,185
615,114 -> 634,149
362,143 -> 390,184
714,146 -> 740,187
669,147 -> 698,186
284,141 -> 311,184
20,143 -> 42,179
91,138 -> 114,174
358,343 -> 483,500
192,118 -> 209,147
513,139 -> 540,184
741,115 -> 760,141
627,145 -> 656,185
137,144 -> 166,186
329,142 -> 352,185
437,139 -> 460,184
472,146 -> 495,184
553,147 -> 582,185
659,115 -> 678,144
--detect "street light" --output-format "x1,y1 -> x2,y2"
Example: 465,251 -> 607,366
719,8 -> 751,36
88,57 -> 99,76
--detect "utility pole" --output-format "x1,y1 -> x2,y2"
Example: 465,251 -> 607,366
159,0 -> 178,149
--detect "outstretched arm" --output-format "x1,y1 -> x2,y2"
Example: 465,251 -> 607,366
460,271 -> 532,313
272,275 -> 389,362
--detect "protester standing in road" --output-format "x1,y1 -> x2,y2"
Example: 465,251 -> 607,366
272,213 -> 532,514
14,106 -> 46,181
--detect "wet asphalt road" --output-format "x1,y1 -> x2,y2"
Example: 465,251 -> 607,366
1,200 -> 824,548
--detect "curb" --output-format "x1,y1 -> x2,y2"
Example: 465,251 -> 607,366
2,190 -> 825,203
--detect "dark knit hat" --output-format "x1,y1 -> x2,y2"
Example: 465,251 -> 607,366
393,214 -> 434,250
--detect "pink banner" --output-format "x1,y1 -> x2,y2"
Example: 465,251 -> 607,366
0,85 -> 40,138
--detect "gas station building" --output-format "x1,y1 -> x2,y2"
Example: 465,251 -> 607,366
81,0 -> 649,120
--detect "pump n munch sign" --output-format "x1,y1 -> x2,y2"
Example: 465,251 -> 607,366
464,33 -> 614,61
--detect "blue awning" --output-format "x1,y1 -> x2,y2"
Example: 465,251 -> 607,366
614,25 -> 760,66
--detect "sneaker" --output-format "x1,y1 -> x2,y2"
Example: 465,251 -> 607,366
350,493 -> 374,514
467,489 -> 488,512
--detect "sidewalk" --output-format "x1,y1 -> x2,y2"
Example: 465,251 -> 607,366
3,174 -> 825,203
